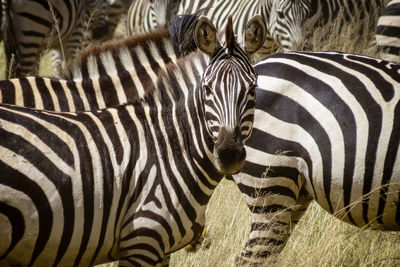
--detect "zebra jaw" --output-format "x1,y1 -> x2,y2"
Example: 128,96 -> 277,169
213,127 -> 246,175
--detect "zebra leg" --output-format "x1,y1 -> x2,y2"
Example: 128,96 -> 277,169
290,186 -> 313,232
184,229 -> 211,252
57,19 -> 87,69
233,167 -> 306,266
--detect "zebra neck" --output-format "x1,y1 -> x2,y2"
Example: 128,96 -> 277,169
64,30 -> 182,107
144,51 -> 222,187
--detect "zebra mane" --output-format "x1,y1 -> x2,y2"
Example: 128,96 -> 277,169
61,9 -> 204,81
168,8 -> 206,56
145,51 -> 202,104
60,28 -> 172,80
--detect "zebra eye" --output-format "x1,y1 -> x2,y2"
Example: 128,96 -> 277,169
204,85 -> 213,97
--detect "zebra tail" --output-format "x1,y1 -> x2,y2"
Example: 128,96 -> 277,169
2,0 -> 18,78
168,8 -> 206,56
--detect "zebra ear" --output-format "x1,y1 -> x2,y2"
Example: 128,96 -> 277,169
244,15 -> 267,55
225,15 -> 235,55
194,16 -> 221,56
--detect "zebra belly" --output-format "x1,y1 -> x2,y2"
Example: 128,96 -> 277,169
311,172 -> 400,230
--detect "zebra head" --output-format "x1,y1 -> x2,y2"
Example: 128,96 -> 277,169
268,0 -> 317,50
194,15 -> 266,175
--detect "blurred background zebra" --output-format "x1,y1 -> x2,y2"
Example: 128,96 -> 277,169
126,0 -> 279,62
126,0 -> 181,33
376,0 -> 400,62
125,0 -> 393,62
1,0 -> 125,78
262,0 -> 386,51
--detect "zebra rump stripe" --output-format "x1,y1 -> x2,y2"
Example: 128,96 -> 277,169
376,0 -> 400,63
232,51 -> 400,265
0,15 -> 265,266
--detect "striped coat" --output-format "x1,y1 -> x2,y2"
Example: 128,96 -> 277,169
0,15 -> 266,266
376,0 -> 400,63
233,51 -> 400,265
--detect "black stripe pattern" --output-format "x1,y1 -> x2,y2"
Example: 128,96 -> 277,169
126,0 -> 278,61
376,0 -> 400,63
262,0 -> 384,51
2,0 -> 115,77
0,16 -> 259,266
0,28 -> 188,112
233,51 -> 400,265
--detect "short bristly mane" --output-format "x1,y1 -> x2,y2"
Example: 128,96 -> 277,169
60,9 -> 203,81
60,29 -> 173,80
143,51 -> 206,105
80,29 -> 172,61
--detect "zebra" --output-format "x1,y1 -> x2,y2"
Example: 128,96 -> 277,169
231,51 -> 400,265
126,0 -> 181,34
376,0 -> 400,63
0,12 -> 202,112
5,9 -> 400,265
91,0 -> 135,43
0,11 -> 274,263
126,0 -> 279,62
261,0 -> 385,51
0,15 -> 266,266
1,0 -> 114,78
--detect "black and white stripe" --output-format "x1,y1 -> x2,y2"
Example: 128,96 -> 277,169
233,51 -> 400,265
126,0 -> 278,62
262,0 -> 384,51
1,0 -> 114,77
376,0 -> 400,63
126,0 -> 181,34
0,23 -> 197,112
0,15 -> 265,266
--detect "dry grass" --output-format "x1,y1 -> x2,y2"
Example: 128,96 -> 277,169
276,203 -> 400,267
95,181 -> 400,267
1,8 -> 399,267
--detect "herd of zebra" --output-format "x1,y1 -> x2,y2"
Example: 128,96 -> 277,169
0,0 -> 400,266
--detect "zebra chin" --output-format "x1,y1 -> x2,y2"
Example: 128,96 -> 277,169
213,127 -> 247,175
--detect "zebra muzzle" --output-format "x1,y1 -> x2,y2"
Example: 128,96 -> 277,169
213,127 -> 246,175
